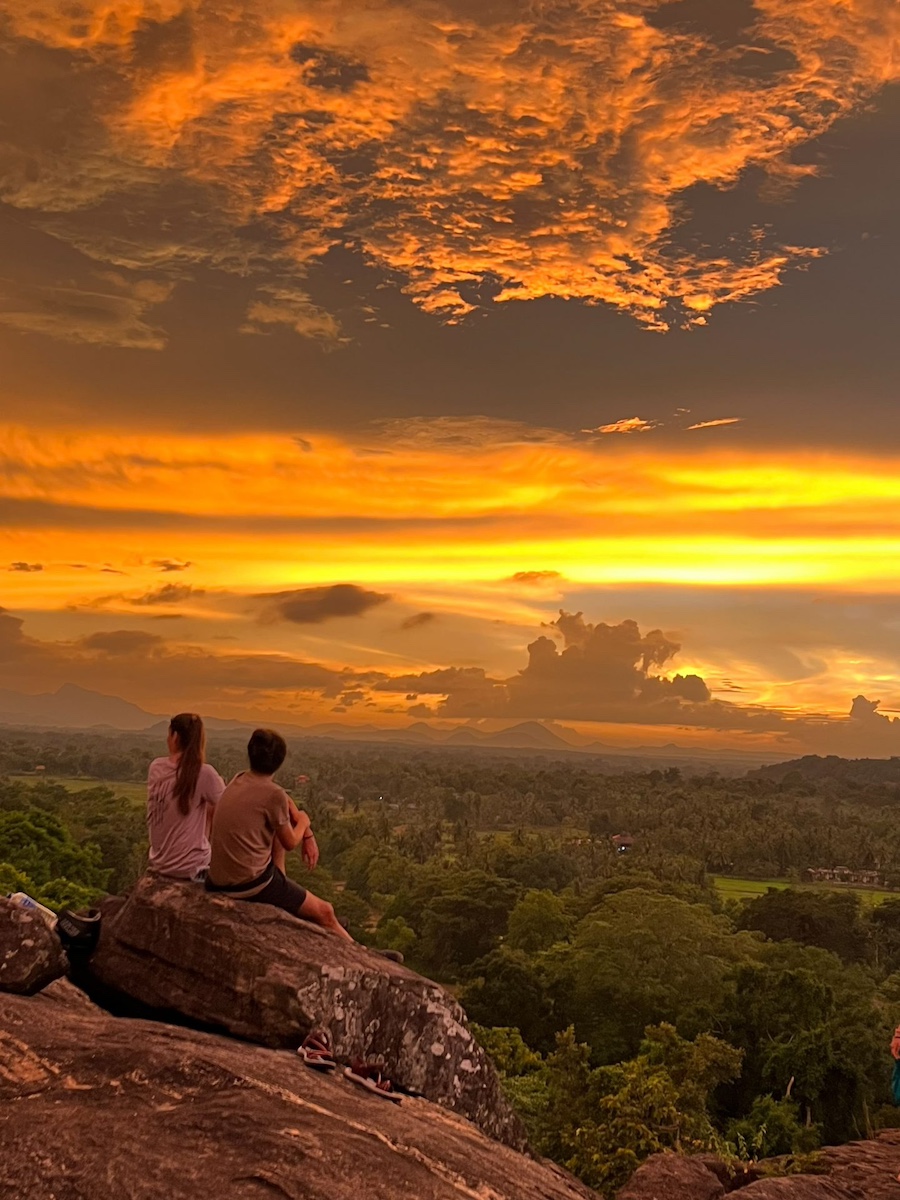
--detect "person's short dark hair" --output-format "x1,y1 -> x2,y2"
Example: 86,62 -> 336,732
247,728 -> 287,776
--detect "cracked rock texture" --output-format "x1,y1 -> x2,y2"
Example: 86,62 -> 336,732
0,897 -> 66,995
618,1138 -> 900,1199
84,874 -> 524,1148
0,987 -> 593,1200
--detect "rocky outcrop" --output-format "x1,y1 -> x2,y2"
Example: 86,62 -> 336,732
617,1137 -> 900,1199
618,1154 -> 726,1199
84,874 -> 523,1148
0,897 -> 66,995
0,988 -> 594,1200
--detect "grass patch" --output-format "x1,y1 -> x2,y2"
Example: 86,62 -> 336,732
714,875 -> 899,906
8,774 -> 146,806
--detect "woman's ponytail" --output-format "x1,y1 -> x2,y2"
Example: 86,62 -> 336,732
169,713 -> 205,816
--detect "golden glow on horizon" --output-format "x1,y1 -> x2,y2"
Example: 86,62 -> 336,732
5,426 -> 900,602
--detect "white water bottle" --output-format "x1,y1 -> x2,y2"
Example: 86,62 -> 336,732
6,892 -> 58,930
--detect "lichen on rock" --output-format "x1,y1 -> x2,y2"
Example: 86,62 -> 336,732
0,897 -> 67,996
83,873 -> 525,1148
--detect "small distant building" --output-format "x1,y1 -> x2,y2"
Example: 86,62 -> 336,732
33,765 -> 46,773
295,774 -> 310,786
611,834 -> 634,855
807,866 -> 883,886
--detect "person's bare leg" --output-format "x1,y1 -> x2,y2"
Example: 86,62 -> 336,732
298,891 -> 354,942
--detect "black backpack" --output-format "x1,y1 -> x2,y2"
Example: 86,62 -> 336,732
55,908 -> 102,954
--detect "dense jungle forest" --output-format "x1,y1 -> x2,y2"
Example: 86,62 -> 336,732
4,728 -> 900,1195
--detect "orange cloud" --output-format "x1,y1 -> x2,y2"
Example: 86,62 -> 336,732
584,418 -> 659,435
1,0 -> 898,336
687,418 -> 743,431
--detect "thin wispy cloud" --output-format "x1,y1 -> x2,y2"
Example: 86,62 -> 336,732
152,559 -> 193,573
0,274 -> 173,349
400,612 -> 437,631
583,418 -> 659,436
508,571 -> 564,587
687,418 -> 744,431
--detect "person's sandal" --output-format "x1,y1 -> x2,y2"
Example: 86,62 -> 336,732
344,1057 -> 402,1103
298,1030 -> 337,1072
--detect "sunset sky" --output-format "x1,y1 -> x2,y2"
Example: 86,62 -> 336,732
2,0 -> 900,755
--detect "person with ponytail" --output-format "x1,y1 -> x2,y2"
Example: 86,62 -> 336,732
147,713 -> 225,881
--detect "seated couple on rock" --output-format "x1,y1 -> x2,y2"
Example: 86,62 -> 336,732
147,714 -> 352,943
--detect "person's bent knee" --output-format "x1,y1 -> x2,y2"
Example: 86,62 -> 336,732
299,892 -> 333,924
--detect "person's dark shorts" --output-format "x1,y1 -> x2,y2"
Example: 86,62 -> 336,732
245,866 -> 307,915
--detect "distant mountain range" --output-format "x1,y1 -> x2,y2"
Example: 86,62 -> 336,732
0,684 -> 784,769
0,684 -> 163,731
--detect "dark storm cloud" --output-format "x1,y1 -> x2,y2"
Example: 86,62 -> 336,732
258,583 -> 391,625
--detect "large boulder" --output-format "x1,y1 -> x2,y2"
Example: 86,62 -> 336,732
617,1136 -> 900,1199
0,989 -> 594,1200
84,874 -> 524,1147
739,1133 -> 900,1198
617,1153 -> 725,1199
0,897 -> 66,995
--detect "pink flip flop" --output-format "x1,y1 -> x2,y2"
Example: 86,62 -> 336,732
344,1058 -> 402,1103
298,1030 -> 337,1072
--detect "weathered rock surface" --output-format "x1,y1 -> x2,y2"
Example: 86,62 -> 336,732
618,1153 -> 725,1199
85,874 -> 523,1147
0,897 -> 67,995
617,1136 -> 900,1199
0,989 -> 594,1200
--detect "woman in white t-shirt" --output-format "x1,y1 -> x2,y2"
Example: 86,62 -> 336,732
147,713 -> 225,881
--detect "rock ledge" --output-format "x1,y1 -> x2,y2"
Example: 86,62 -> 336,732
84,874 -> 524,1147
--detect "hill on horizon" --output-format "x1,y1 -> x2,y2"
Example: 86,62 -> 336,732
0,683 -> 787,769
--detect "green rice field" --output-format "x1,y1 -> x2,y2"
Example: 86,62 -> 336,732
714,875 -> 898,906
8,774 -> 146,806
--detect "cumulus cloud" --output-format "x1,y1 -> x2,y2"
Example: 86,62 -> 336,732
378,613 -> 727,723
258,583 -> 391,624
6,600 -> 900,753
1,0 -> 897,338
